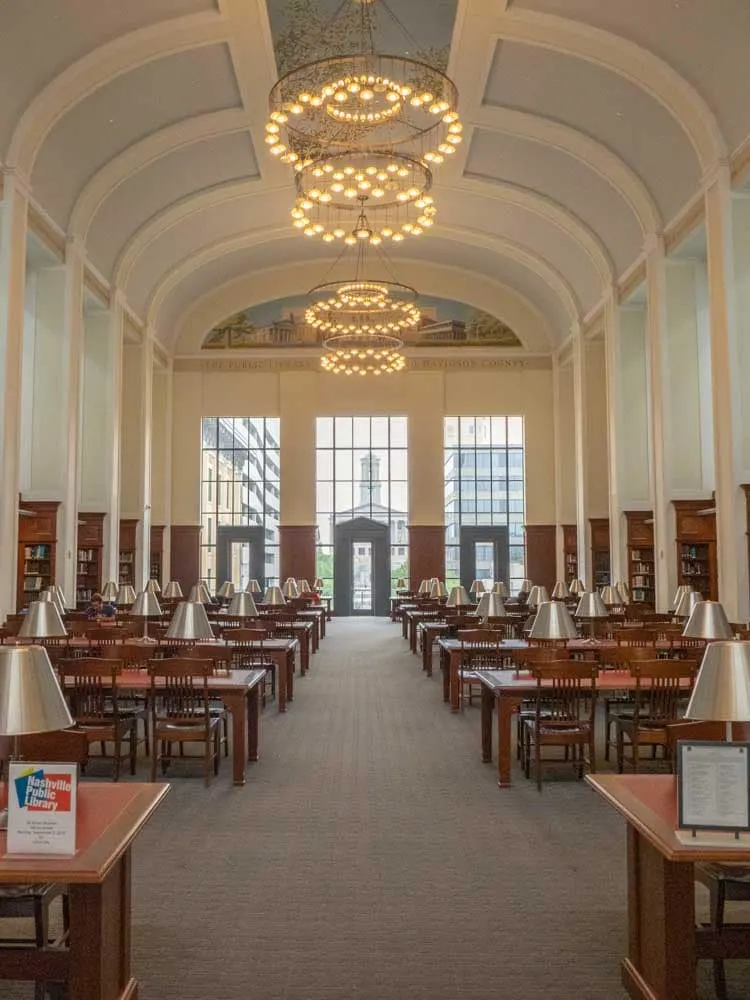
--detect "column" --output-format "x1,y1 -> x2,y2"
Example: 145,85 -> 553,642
551,354 -> 564,581
279,371 -> 316,583
603,289 -> 624,584
704,164 -> 748,620
0,173 -> 29,616
119,333 -> 154,592
571,323 -> 590,587
408,376 -> 445,587
150,360 -> 172,585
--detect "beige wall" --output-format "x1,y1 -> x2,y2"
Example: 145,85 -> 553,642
169,365 -> 556,527
585,339 -> 609,518
618,307 -> 651,508
557,363 -> 576,524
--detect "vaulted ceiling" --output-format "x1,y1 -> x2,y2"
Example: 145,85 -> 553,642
1,0 -> 747,354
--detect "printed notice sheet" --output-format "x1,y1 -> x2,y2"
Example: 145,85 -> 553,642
678,742 -> 750,832
6,762 -> 77,855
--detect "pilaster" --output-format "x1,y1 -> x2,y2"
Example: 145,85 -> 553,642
603,289 -> 624,584
571,323 -> 590,587
102,292 -> 125,583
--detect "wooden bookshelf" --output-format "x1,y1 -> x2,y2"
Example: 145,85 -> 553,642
17,499 -> 59,610
562,524 -> 577,583
624,511 -> 655,605
76,512 -> 105,607
119,519 -> 138,587
742,485 -> 750,597
150,524 -> 164,585
590,518 -> 611,588
673,499 -> 717,601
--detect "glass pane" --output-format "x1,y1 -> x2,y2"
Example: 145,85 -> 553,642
508,416 -> 524,446
316,450 -> 334,480
353,416 -> 371,447
335,450 -> 353,481
316,482 -> 333,512
334,482 -> 353,511
316,417 -> 333,448
352,541 -> 372,611
390,416 -> 407,447
391,482 -> 408,512
335,416 -> 353,448
316,515 -> 332,547
371,416 -> 389,447
491,417 -> 506,447
202,418 -> 218,448
460,416 -> 476,447
390,450 -> 407,480
474,416 -> 491,443
444,417 -> 458,447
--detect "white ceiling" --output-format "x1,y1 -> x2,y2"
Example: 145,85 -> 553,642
0,0 -> 746,354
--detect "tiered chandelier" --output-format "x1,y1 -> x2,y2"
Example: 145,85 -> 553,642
265,0 -> 462,245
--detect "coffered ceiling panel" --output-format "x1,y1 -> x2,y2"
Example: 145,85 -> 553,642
87,132 -> 258,280
30,44 -> 241,227
511,0 -> 750,150
465,129 -> 642,274
0,0 -> 217,158
484,39 -> 701,222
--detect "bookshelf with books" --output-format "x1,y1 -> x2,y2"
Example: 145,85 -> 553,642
562,524 -> 577,583
673,499 -> 717,601
150,524 -> 164,586
119,519 -> 138,587
590,518 -> 611,589
76,512 -> 105,606
624,511 -> 655,605
16,499 -> 59,610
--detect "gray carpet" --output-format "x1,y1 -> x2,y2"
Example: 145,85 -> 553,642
6,618 -> 750,997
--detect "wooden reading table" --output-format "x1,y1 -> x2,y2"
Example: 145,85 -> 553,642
0,781 -> 168,999
587,774 -> 750,1000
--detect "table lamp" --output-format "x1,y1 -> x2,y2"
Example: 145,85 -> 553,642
263,586 -> 286,606
101,581 -> 119,602
130,590 -> 162,639
188,584 -> 212,605
164,601 -> 215,641
517,579 -> 533,601
0,645 -> 75,826
600,585 -> 624,609
446,585 -> 470,608
282,579 -> 299,599
18,601 -> 67,640
683,600 -> 733,640
216,581 -> 235,601
145,579 -> 161,595
527,585 -> 550,610
116,584 -> 136,608
685,641 -> 750,741
395,578 -> 407,591
312,578 -> 324,592
477,593 -> 507,622
670,584 -> 694,612
616,581 -> 631,604
674,590 -> 703,619
575,591 -> 608,640
470,580 -> 486,600
51,585 -> 69,611
245,579 -> 262,594
551,581 -> 570,600
40,588 -> 65,617
228,592 -> 259,617
492,582 -> 509,598
163,580 -> 184,600
529,601 -> 578,640
297,580 -> 311,594
569,579 -> 585,596
415,579 -> 429,595
430,580 -> 448,599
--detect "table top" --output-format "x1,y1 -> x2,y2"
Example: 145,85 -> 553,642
0,782 -> 168,883
438,637 -> 698,653
587,774 -> 750,863
476,668 -> 693,694
63,668 -> 266,693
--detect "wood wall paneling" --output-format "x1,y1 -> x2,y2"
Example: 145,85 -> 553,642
525,524 -> 556,592
672,499 -> 717,601
408,526 -> 445,590
279,525 -> 316,584
170,525 -> 202,595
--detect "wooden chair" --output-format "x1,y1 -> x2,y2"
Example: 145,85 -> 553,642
615,660 -> 696,772
0,729 -> 88,1000
100,644 -> 154,755
521,662 -> 598,792
226,628 -> 276,704
601,645 -> 656,762
148,660 -> 221,786
612,627 -> 655,646
456,628 -> 505,707
57,659 -> 137,781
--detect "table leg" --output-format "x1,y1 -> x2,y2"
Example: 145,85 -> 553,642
247,685 -> 260,762
277,652 -> 287,713
68,851 -> 138,999
497,694 -> 522,788
222,690 -> 247,785
440,649 -> 449,702
402,614 -> 408,640
450,652 -> 460,713
300,634 -> 309,675
622,825 -> 696,1000
422,634 -> 431,675
481,684 -> 493,762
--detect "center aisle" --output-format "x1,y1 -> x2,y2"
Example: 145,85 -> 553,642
125,617 -> 639,999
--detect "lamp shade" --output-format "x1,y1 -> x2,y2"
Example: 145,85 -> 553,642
199,582 -> 213,604
477,593 -> 507,621
569,579 -> 585,596
683,600 -> 733,640
116,585 -> 136,607
575,592 -> 608,618
18,601 -> 67,639
446,586 -> 470,607
51,585 -> 69,610
188,584 -> 213,605
395,578 -> 407,590
101,581 -> 119,601
529,601 -> 578,640
217,581 -> 235,599
551,581 -> 570,600
616,581 -> 631,603
40,588 -> 65,617
145,579 -> 161,595
418,579 -> 431,595
227,592 -> 259,617
297,580 -> 311,593
492,582 -> 509,598
526,585 -> 550,610
0,646 -> 74,736
130,591 -> 162,617
517,579 -> 533,597
245,579 -> 262,594
470,580 -> 486,596
164,602 -> 215,641
430,580 -> 448,599
671,584 -> 694,611
313,578 -> 324,590
674,590 -> 703,618
685,642 -> 750,721
600,585 -> 623,607
282,579 -> 299,598
263,586 -> 286,606
163,581 -> 184,600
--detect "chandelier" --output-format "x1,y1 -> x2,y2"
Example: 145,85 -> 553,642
265,0 -> 462,241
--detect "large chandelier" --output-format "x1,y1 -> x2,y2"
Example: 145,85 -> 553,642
265,0 -> 462,241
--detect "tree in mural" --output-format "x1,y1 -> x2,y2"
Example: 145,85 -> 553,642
464,309 -> 521,346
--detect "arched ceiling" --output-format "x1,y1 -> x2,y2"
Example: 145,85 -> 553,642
0,0 -> 744,356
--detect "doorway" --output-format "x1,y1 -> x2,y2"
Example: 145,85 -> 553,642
216,526 -> 266,590
459,526 -> 509,593
334,517 -> 390,616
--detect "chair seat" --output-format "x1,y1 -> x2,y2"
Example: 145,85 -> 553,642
698,862 -> 750,884
0,883 -> 54,899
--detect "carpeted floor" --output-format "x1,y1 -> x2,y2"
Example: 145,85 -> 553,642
6,618 -> 750,998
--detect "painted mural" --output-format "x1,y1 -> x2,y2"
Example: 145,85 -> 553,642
201,295 -> 522,350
